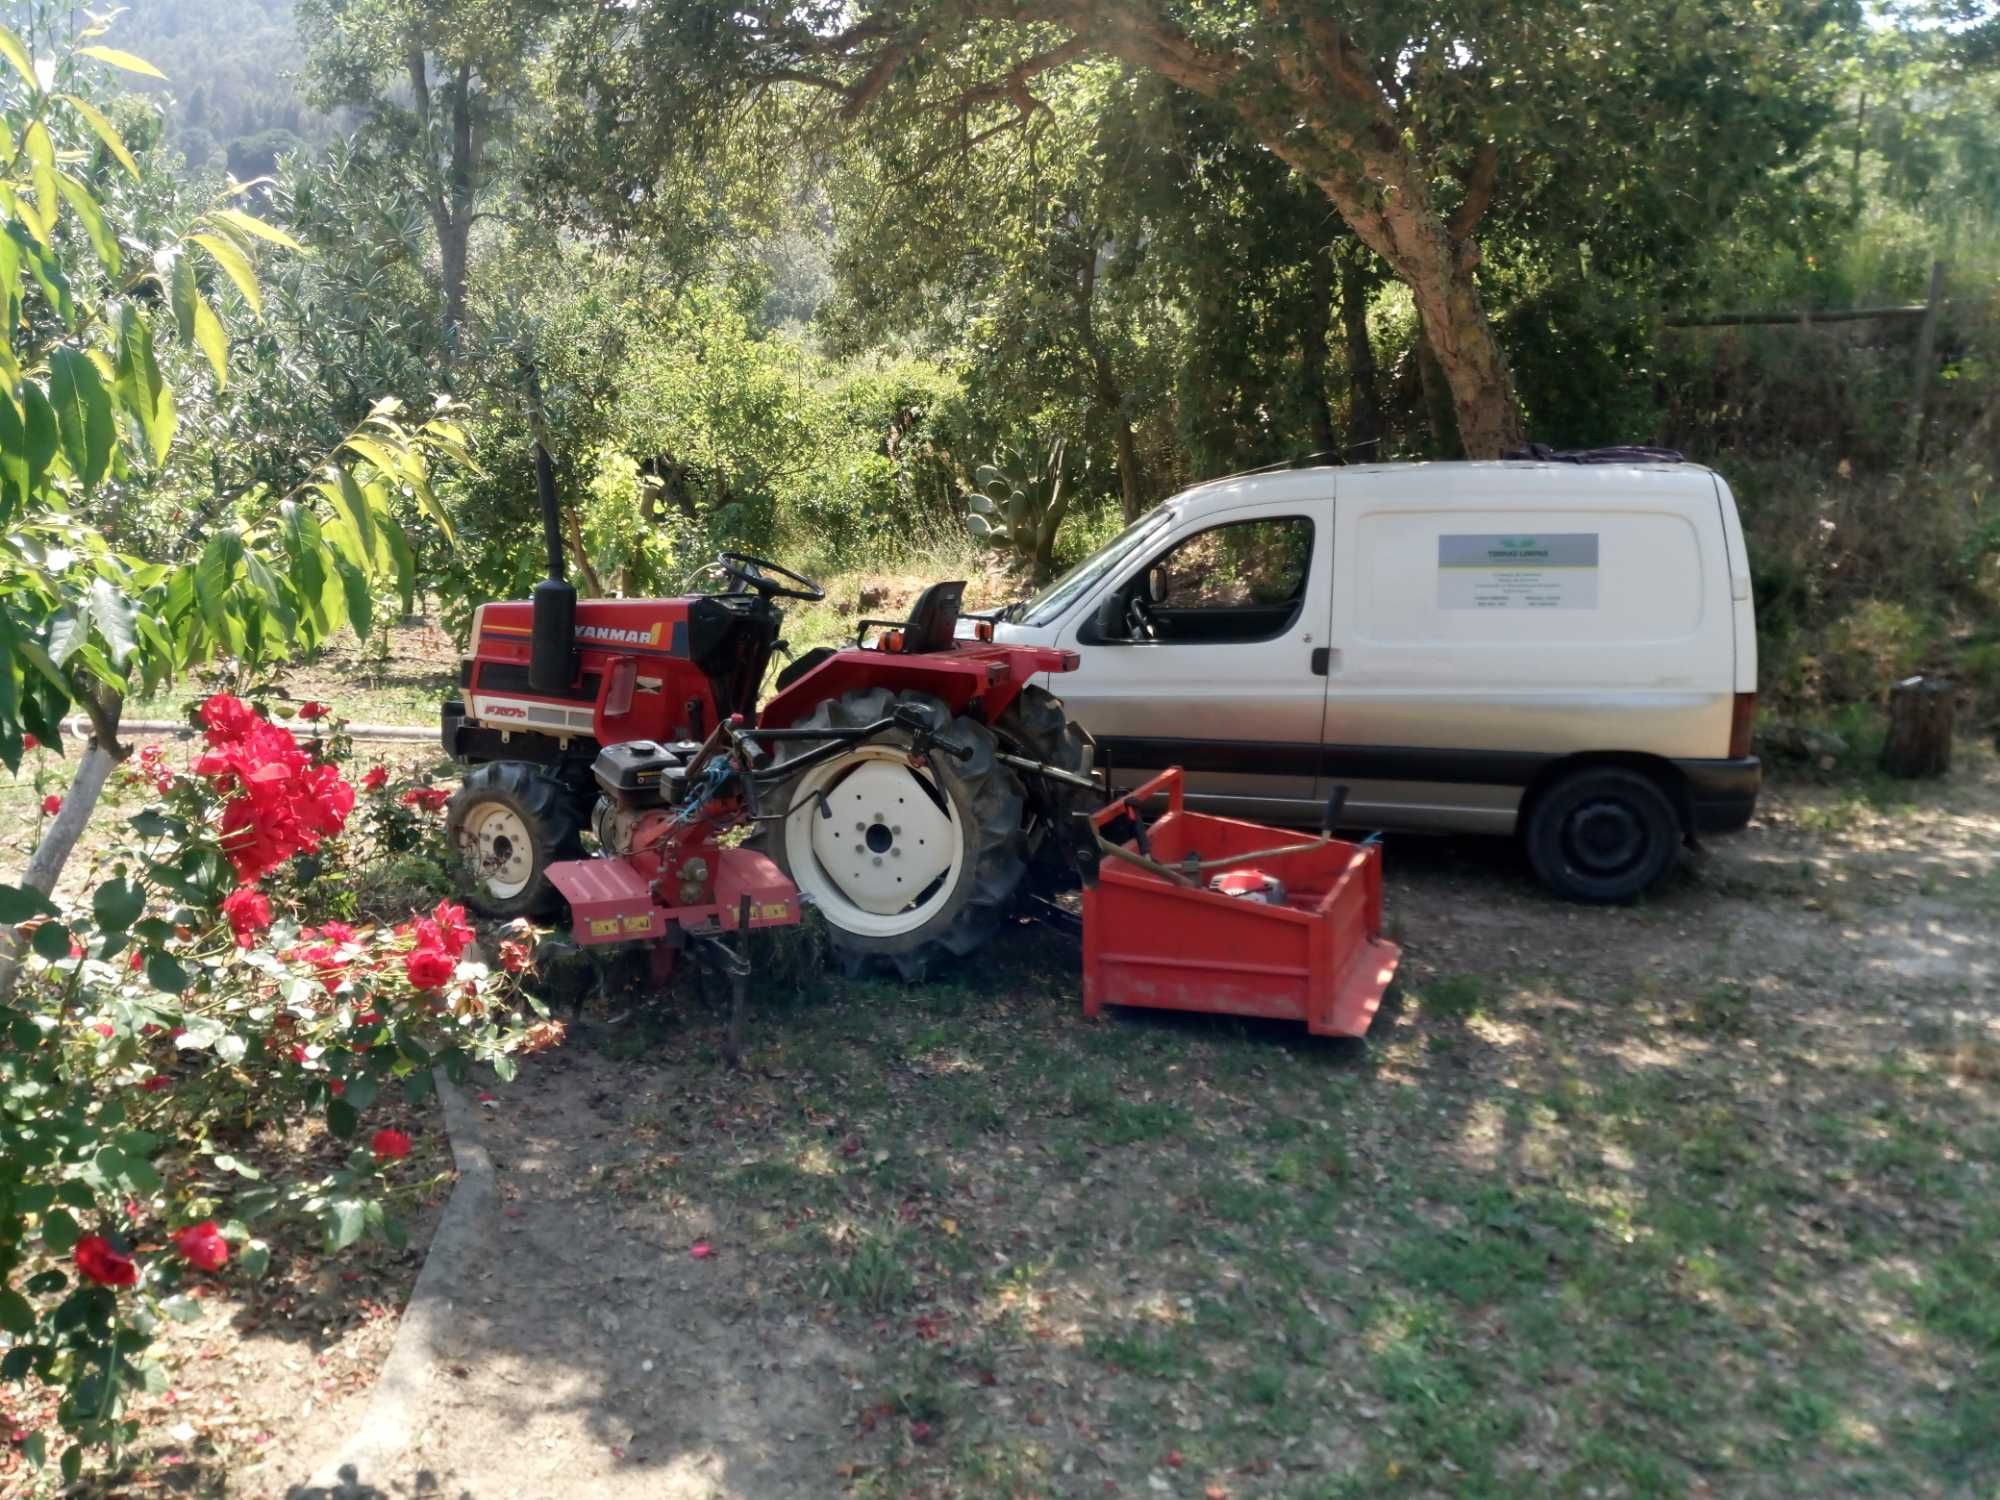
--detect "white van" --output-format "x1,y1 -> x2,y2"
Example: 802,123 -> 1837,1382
990,459 -> 1760,902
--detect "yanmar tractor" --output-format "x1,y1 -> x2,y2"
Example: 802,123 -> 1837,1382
437,452 -> 1094,978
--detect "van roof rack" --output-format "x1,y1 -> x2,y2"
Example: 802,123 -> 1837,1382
1505,443 -> 1686,464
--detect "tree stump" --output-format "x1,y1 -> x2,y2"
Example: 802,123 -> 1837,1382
1879,676 -> 1954,778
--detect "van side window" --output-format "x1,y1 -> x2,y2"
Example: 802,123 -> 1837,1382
1128,517 -> 1313,644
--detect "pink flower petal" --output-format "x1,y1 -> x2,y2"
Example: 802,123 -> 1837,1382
688,1241 -> 713,1260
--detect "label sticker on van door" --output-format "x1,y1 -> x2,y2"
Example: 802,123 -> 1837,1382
1437,533 -> 1598,610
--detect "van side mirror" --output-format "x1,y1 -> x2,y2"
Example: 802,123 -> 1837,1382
1092,592 -> 1127,643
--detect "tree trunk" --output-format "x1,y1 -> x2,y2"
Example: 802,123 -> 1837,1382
441,60 -> 475,350
1414,315 -> 1464,459
1075,237 -> 1144,522
0,698 -> 126,1004
999,4 -> 1526,456
1300,251 -> 1339,457
1879,676 -> 1954,778
439,218 -> 469,351
1338,257 -> 1383,458
1111,416 -> 1142,522
408,46 -> 473,353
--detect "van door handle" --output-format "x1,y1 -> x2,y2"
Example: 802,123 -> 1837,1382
1310,647 -> 1335,676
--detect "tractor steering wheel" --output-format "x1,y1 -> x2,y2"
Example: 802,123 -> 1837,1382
717,551 -> 827,603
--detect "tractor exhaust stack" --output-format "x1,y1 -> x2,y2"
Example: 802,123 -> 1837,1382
525,369 -> 579,696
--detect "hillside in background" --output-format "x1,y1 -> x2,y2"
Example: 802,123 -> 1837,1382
7,0 -> 340,174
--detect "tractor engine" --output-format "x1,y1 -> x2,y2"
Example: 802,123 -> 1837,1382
588,739 -> 704,854
545,732 -> 802,951
586,739 -> 723,908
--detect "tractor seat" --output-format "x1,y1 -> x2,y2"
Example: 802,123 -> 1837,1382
856,581 -> 966,653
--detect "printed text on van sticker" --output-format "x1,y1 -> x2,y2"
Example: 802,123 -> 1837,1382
1438,533 -> 1599,610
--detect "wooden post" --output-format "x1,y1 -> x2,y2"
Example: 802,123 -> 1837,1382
1904,259 -> 1946,459
1879,675 -> 1954,779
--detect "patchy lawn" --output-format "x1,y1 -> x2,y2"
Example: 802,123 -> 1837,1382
371,746 -> 2000,1499
11,622 -> 1997,1496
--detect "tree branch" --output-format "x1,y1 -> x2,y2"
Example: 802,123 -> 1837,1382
948,37 -> 1090,116
1447,141 -> 1499,245
840,38 -> 917,119
748,67 -> 852,95
1001,1 -> 1236,95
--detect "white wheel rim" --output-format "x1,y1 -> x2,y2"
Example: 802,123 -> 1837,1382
460,802 -> 535,901
782,746 -> 965,938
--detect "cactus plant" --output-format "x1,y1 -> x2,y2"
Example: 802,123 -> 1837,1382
965,438 -> 1084,580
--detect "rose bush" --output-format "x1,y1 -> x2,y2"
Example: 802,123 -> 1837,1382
0,695 -> 557,1482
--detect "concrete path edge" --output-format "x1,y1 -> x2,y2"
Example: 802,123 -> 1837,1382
294,1072 -> 493,1497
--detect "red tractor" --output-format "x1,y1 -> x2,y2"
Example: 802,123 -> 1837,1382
440,521 -> 1094,976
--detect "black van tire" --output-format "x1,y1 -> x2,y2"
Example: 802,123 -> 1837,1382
1523,766 -> 1682,903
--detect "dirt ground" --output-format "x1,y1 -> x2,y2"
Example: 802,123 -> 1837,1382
271,746 -> 1998,1500
9,625 -> 1997,1497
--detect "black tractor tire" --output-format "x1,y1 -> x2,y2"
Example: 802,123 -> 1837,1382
756,687 -> 1027,979
1523,765 -> 1682,904
996,684 -> 1096,893
445,761 -> 585,919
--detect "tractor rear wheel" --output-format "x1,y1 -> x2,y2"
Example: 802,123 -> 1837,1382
445,762 -> 585,919
997,684 -> 1095,892
758,688 -> 1026,978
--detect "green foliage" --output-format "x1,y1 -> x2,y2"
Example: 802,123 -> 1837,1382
966,437 -> 1082,580
64,0 -> 339,172
0,21 -> 474,769
0,699 -> 551,1481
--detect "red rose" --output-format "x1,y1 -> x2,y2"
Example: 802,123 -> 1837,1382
21,732 -> 36,750
170,1220 -> 229,1272
498,940 -> 531,974
220,887 -> 273,946
139,1074 -> 172,1093
362,765 -> 388,793
299,701 -> 329,721
195,702 -> 355,882
371,1128 -> 412,1162
354,1010 -> 381,1026
75,1234 -> 138,1288
40,794 -> 61,816
93,1021 -> 114,1038
429,901 -> 475,958
329,1078 -> 346,1097
289,1044 -> 308,1064
294,942 -> 349,994
404,945 -> 455,991
400,787 -> 451,814
127,949 -> 144,971
136,744 -> 174,793
197,693 -> 258,746
314,921 -> 359,946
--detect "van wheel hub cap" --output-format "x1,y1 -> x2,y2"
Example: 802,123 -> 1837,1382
1566,800 -> 1643,875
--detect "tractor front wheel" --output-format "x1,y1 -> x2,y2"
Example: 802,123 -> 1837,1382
445,762 -> 585,918
759,688 -> 1026,978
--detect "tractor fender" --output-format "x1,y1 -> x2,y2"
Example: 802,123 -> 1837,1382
757,643 -> 1076,730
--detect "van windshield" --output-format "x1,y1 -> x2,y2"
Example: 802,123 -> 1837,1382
1020,506 -> 1178,626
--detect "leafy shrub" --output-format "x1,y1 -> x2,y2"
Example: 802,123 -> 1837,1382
1816,598 -> 1939,703
1,697 -> 554,1481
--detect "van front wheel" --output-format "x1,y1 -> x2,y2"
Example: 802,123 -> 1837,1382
1524,767 -> 1681,904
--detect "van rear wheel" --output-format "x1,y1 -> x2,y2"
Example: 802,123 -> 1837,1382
1524,766 -> 1681,903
